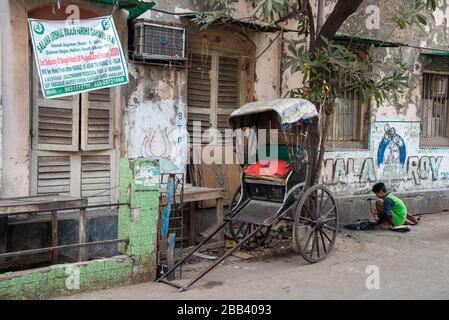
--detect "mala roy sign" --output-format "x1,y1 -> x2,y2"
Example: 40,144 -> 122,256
28,16 -> 128,99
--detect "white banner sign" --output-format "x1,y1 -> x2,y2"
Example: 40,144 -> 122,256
28,16 -> 128,99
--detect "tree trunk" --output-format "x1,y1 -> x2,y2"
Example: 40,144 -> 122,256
304,1 -> 363,188
312,0 -> 364,50
311,102 -> 333,185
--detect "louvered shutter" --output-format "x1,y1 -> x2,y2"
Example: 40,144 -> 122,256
32,62 -> 80,151
187,53 -> 212,144
81,154 -> 114,204
36,155 -> 71,196
217,56 -> 240,145
80,88 -> 114,151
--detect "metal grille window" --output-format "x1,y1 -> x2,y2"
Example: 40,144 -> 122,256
143,24 -> 184,57
421,72 -> 449,146
130,20 -> 185,61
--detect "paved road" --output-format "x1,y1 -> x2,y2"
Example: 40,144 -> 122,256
56,212 -> 449,300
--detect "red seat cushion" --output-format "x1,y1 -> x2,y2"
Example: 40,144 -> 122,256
244,160 -> 291,178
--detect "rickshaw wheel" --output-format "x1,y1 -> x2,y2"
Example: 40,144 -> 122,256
225,186 -> 272,250
228,221 -> 272,251
224,186 -> 242,239
293,184 -> 338,263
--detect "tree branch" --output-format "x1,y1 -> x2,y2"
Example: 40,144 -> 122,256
273,5 -> 302,24
306,0 -> 315,48
311,0 -> 364,51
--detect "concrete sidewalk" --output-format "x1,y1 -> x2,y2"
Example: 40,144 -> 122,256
55,212 -> 449,300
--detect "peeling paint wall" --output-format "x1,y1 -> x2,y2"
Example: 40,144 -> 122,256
127,0 -> 286,170
318,0 -> 449,196
124,63 -> 188,173
1,0 -> 128,197
1,2 -> 30,197
322,121 -> 449,195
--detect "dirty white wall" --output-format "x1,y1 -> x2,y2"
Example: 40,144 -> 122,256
319,0 -> 449,195
0,0 -> 128,197
1,2 -> 30,197
124,64 -> 188,173
125,0 -> 288,173
0,7 -> 4,196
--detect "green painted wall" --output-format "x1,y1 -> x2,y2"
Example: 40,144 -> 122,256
0,158 -> 160,300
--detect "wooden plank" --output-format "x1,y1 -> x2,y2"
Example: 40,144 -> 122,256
86,196 -> 110,204
159,241 -> 225,261
232,250 -> 255,260
189,202 -> 196,246
190,146 -> 241,208
82,177 -> 110,184
38,185 -> 70,193
216,197 -> 224,242
81,183 -> 110,191
81,164 -> 110,171
78,208 -> 87,261
0,197 -> 87,216
81,171 -> 110,178
160,188 -> 224,205
51,211 -> 58,262
0,217 -> 7,254
37,179 -> 70,187
81,190 -> 110,197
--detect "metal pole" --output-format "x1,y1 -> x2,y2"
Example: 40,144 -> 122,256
0,238 -> 129,259
156,221 -> 230,282
179,225 -> 265,292
0,202 -> 129,216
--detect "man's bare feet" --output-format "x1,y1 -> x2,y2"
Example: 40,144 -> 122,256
375,222 -> 390,230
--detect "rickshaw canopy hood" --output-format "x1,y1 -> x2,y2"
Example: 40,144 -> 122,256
229,98 -> 318,130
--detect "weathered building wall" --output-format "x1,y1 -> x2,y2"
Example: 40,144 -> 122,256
124,64 -> 188,172
1,0 -> 128,197
0,158 -> 160,300
1,1 -> 31,197
124,0 -> 286,172
319,1 -> 449,200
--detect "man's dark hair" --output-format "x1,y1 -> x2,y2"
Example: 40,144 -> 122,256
372,182 -> 387,193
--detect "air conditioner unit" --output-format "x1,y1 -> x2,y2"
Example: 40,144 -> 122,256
129,19 -> 186,63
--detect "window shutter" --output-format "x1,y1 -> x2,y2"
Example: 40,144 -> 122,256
81,154 -> 114,204
187,53 -> 212,144
217,56 -> 240,145
35,155 -> 71,196
32,63 -> 80,151
80,88 -> 114,151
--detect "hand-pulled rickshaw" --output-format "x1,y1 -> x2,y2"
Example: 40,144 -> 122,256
157,98 -> 339,291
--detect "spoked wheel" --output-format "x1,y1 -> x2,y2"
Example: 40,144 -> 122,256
224,186 -> 242,239
225,185 -> 272,250
293,184 -> 338,263
228,221 -> 272,251
228,185 -> 242,216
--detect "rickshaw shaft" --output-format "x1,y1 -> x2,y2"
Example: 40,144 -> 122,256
156,220 -> 229,282
179,224 -> 265,292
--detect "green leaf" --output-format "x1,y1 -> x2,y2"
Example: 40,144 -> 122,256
417,14 -> 428,25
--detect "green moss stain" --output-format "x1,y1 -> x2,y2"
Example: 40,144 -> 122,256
1,158 -> 160,299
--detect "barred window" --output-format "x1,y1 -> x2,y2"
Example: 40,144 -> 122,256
324,74 -> 369,149
421,72 -> 449,146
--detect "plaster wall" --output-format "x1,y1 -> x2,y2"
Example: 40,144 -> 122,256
1,0 -> 128,197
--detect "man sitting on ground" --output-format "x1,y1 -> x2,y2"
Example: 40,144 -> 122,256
371,182 -> 407,229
